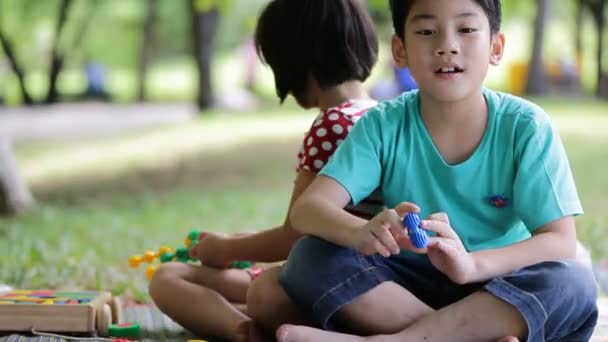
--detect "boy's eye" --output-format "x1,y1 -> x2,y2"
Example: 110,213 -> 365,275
459,28 -> 477,33
415,29 -> 436,36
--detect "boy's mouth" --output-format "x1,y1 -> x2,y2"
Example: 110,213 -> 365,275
434,66 -> 464,74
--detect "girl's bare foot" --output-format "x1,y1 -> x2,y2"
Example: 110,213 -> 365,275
237,320 -> 274,342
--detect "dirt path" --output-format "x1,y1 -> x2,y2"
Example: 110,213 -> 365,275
0,102 -> 196,143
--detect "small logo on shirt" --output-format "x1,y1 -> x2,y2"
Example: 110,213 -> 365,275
488,195 -> 509,208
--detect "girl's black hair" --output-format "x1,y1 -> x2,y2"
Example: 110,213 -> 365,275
255,0 -> 378,103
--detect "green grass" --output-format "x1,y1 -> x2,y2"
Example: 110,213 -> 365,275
1,98 -> 607,301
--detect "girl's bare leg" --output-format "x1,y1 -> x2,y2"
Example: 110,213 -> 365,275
149,262 -> 252,341
245,266 -> 312,339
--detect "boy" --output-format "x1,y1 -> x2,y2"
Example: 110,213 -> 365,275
273,0 -> 599,341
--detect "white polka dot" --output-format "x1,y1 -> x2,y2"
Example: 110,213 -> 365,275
301,156 -> 307,164
328,113 -> 339,121
347,125 -> 353,132
321,141 -> 333,151
307,137 -> 314,146
303,165 -> 311,171
313,119 -> 323,127
308,147 -> 318,156
336,139 -> 344,146
316,128 -> 327,137
313,160 -> 325,169
332,124 -> 344,134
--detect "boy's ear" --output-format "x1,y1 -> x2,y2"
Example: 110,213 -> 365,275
391,35 -> 408,68
489,33 -> 505,66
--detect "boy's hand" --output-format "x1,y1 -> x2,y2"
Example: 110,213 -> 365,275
352,202 -> 420,257
189,232 -> 234,268
422,213 -> 476,284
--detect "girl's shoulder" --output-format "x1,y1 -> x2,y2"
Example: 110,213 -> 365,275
319,98 -> 378,122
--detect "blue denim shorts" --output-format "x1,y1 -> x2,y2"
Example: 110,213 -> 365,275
279,236 -> 598,342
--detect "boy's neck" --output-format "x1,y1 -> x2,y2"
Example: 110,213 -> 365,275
418,90 -> 487,127
317,81 -> 371,110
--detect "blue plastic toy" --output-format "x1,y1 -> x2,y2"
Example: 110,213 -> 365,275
402,213 -> 428,248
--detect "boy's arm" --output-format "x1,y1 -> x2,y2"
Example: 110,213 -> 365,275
289,175 -> 369,247
469,216 -> 577,283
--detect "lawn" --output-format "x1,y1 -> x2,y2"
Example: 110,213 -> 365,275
1,97 -> 607,301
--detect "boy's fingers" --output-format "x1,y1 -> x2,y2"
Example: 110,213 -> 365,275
371,239 -> 391,257
393,202 -> 421,216
428,238 -> 458,256
421,220 -> 457,239
428,212 -> 450,225
373,224 -> 400,255
397,235 -> 428,254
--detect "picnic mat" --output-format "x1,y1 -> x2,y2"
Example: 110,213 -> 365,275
1,300 -> 607,341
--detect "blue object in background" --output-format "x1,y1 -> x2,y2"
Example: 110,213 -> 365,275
394,66 -> 417,93
403,212 -> 427,249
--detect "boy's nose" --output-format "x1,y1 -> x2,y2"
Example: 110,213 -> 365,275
435,48 -> 459,56
435,33 -> 460,56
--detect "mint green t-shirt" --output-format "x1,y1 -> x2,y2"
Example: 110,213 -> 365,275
319,89 -> 582,252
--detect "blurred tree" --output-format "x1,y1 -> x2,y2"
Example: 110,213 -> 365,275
581,0 -> 607,98
0,0 -> 34,105
45,0 -> 73,104
0,32 -> 32,105
526,0 -> 550,95
0,137 -> 34,216
190,0 -> 230,110
137,0 -> 158,102
0,0 -> 99,105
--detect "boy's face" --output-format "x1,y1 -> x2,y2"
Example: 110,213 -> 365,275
391,0 -> 504,102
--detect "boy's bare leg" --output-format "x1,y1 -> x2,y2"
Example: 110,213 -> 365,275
276,291 -> 526,342
149,262 -> 252,341
335,281 -> 433,334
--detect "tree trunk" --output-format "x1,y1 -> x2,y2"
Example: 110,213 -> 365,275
526,0 -> 550,95
191,2 -> 219,110
575,0 -> 584,58
45,0 -> 73,104
595,1 -> 607,97
71,0 -> 99,49
137,0 -> 158,102
0,137 -> 34,216
0,33 -> 33,105
575,0 -> 584,88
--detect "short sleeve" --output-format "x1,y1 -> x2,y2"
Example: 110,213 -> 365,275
513,113 -> 583,232
319,108 -> 383,204
297,109 -> 360,173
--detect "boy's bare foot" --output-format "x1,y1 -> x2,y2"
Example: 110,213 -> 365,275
276,324 -> 370,342
497,337 -> 519,342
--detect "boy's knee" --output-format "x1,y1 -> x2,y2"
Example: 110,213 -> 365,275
545,260 -> 597,301
554,261 -> 598,313
281,235 -> 351,286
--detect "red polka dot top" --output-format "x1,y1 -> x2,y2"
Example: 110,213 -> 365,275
297,99 -> 378,173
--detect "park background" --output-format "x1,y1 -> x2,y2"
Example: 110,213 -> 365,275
0,0 -> 607,305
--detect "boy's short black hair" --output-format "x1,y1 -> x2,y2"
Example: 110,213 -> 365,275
255,0 -> 378,103
389,0 -> 501,39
